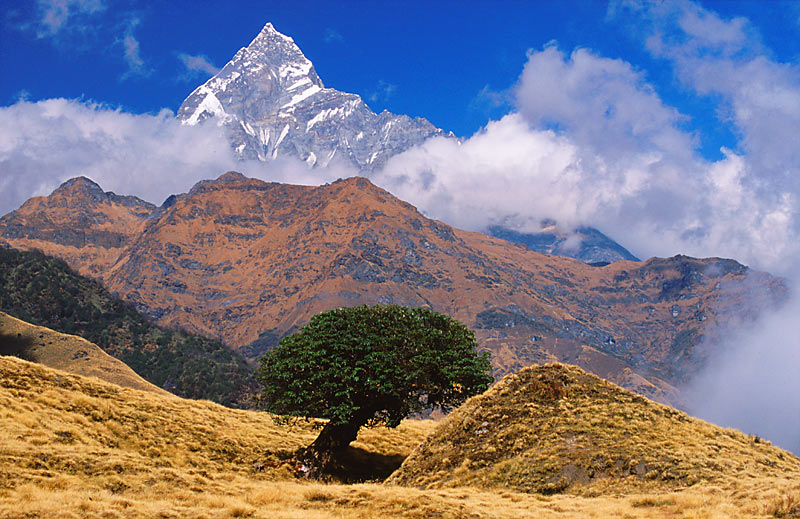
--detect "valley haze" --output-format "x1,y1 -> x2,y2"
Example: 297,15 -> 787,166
1,0 -> 799,459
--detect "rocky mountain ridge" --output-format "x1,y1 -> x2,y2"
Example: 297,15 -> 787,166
0,177 -> 154,277
0,172 -> 785,407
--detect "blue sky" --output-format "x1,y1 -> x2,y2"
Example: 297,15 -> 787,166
4,0 -> 799,159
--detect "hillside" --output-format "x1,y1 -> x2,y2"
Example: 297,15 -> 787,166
0,177 -> 154,277
389,363 -> 800,497
2,356 -> 798,518
0,311 -> 167,395
0,173 -> 787,406
0,247 -> 255,407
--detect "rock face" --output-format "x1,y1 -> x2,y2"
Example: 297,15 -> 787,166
0,173 -> 784,406
177,23 -> 446,170
388,363 -> 800,495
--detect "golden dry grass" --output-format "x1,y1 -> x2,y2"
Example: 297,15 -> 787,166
0,311 -> 167,395
390,364 -> 800,498
1,356 -> 798,518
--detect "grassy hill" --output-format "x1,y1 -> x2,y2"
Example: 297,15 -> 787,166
0,311 -> 168,395
389,363 -> 800,498
2,356 -> 798,518
0,247 -> 255,406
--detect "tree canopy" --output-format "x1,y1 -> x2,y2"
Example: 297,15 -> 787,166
258,304 -> 492,474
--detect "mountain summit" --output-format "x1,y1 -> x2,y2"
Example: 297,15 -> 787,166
177,22 -> 445,169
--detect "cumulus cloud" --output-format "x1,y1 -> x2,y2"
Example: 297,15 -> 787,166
0,99 -> 348,216
515,45 -> 696,162
375,43 -> 799,273
178,53 -> 221,78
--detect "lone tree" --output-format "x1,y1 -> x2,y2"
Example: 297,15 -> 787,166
258,304 -> 493,475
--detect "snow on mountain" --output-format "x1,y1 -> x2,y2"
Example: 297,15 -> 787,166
177,22 -> 446,170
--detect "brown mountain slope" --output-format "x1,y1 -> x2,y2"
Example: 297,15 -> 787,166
0,173 -> 786,405
0,176 -> 154,277
388,363 -> 800,496
0,311 -> 167,394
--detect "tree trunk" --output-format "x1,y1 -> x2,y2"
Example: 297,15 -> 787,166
296,420 -> 362,478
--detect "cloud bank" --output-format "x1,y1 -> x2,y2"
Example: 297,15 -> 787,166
375,37 -> 799,274
0,99 -> 347,215
685,280 -> 800,454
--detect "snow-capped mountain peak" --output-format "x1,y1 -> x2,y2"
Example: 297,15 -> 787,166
177,22 -> 445,169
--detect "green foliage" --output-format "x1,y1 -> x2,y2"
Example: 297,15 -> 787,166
0,247 -> 255,407
258,305 -> 493,428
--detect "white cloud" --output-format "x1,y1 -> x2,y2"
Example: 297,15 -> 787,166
375,43 -> 800,274
374,115 -> 586,231
686,278 -> 800,455
178,53 -> 221,77
0,99 -> 349,215
120,18 -> 149,78
35,0 -> 104,38
515,45 -> 696,163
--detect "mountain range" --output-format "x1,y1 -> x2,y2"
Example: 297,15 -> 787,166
0,173 -> 785,407
177,21 -> 636,265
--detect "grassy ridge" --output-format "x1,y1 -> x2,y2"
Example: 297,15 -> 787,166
0,311 -> 168,395
0,247 -> 255,406
390,363 -> 800,497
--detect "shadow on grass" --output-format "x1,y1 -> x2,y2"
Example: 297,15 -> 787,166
0,332 -> 36,359
324,446 -> 407,483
